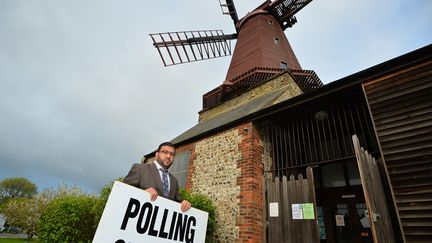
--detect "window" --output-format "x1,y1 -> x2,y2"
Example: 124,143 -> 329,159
346,160 -> 361,185
321,163 -> 347,187
268,20 -> 273,25
273,37 -> 279,45
280,61 -> 287,69
169,150 -> 190,188
319,160 -> 362,188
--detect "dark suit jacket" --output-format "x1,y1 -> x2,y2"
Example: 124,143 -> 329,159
123,162 -> 181,202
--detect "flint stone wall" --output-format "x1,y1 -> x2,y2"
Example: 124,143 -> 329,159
190,128 -> 242,243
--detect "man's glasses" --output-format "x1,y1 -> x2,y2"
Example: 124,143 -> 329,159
159,150 -> 176,156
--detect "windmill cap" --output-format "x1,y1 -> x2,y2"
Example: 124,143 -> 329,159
236,9 -> 270,30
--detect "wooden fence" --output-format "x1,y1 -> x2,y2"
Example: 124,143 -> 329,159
266,167 -> 319,243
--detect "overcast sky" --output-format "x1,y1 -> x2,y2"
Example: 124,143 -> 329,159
0,0 -> 431,194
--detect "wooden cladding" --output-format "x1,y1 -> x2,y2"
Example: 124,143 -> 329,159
363,61 -> 432,242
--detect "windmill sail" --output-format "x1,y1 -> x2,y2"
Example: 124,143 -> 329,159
219,0 -> 239,27
149,30 -> 236,66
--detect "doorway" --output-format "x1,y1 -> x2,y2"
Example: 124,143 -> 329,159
317,187 -> 372,243
314,161 -> 373,243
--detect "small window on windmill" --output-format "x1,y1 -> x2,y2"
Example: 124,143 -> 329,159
268,20 -> 273,25
273,37 -> 279,45
280,62 -> 287,69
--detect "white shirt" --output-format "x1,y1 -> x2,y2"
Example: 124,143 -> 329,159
154,161 -> 170,190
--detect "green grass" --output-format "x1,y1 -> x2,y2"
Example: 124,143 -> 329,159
0,238 -> 40,243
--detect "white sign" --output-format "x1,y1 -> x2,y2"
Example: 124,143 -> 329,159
335,214 -> 345,226
93,181 -> 208,243
269,202 -> 279,217
292,204 -> 303,219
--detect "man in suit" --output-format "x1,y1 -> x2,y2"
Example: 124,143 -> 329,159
124,142 -> 192,212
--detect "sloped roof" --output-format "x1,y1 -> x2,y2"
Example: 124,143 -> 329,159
171,88 -> 286,145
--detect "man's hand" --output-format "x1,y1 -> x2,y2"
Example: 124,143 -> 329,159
181,200 -> 192,212
145,187 -> 158,201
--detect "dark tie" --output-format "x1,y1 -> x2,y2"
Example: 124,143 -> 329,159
160,169 -> 169,198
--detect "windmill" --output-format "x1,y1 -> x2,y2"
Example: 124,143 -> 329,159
150,0 -> 323,109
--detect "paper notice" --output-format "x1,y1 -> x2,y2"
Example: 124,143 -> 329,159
302,203 -> 315,219
335,214 -> 345,226
269,202 -> 279,217
292,204 -> 303,219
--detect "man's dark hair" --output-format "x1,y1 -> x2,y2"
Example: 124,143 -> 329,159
158,142 -> 175,151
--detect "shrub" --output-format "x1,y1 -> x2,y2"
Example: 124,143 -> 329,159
38,195 -> 98,243
180,189 -> 216,243
92,178 -> 123,229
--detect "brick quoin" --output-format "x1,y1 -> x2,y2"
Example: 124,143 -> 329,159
237,122 -> 265,243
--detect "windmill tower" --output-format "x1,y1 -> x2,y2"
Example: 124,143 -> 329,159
150,0 -> 322,110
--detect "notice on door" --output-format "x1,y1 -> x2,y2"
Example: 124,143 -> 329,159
335,214 -> 345,226
269,202 -> 279,217
302,203 -> 315,219
291,203 -> 315,220
292,204 -> 303,219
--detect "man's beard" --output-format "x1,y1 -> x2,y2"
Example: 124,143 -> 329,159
156,158 -> 172,169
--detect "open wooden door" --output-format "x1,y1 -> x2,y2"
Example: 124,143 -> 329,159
352,135 -> 396,243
